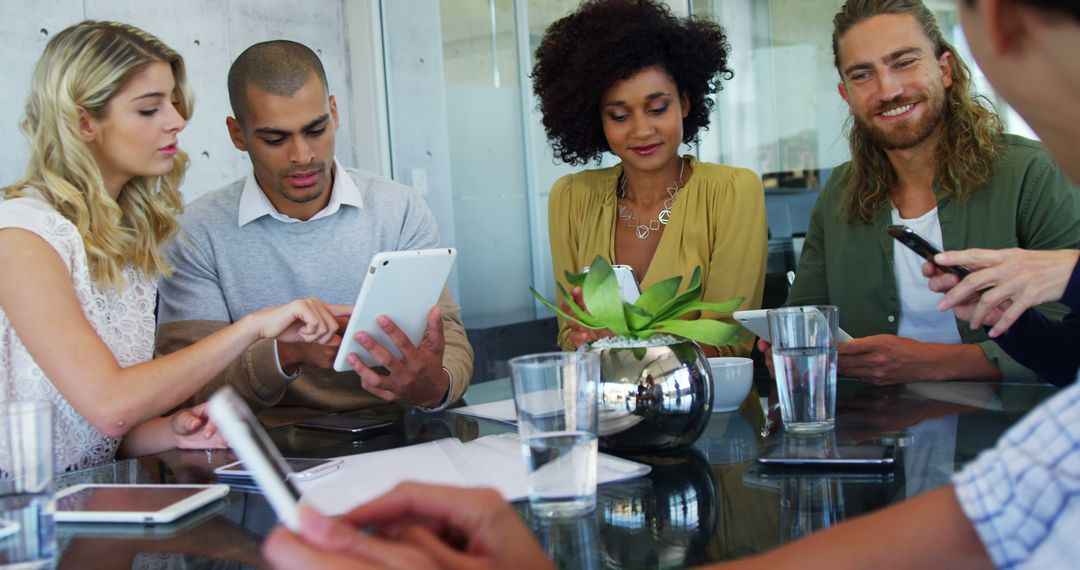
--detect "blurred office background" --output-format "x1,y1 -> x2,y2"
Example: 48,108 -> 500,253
0,0 -> 1036,381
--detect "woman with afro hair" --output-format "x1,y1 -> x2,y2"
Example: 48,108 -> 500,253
535,0 -> 767,357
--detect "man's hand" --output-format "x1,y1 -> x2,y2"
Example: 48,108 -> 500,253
837,335 -> 948,384
278,315 -> 349,374
927,248 -> 1079,337
563,286 -> 613,348
278,342 -> 339,375
757,338 -> 775,378
343,306 -> 450,408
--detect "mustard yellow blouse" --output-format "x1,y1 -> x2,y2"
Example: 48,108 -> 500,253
547,156 -> 767,356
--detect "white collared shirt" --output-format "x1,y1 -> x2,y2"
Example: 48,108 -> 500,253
237,158 -> 363,227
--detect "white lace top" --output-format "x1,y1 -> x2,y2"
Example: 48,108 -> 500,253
0,197 -> 156,472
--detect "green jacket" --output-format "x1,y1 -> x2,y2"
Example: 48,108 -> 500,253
788,135 -> 1080,382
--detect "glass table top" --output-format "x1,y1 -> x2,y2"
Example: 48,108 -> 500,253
52,377 -> 1056,569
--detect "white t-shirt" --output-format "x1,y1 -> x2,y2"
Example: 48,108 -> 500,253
891,207 -> 962,345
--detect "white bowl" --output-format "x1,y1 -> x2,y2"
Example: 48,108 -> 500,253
708,357 -> 753,412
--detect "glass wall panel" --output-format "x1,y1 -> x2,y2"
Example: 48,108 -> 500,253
439,0 -> 532,328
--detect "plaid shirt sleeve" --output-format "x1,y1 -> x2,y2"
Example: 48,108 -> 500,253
952,379 -> 1080,569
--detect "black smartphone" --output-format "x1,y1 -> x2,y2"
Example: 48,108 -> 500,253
293,415 -> 395,435
887,224 -> 971,278
756,444 -> 896,470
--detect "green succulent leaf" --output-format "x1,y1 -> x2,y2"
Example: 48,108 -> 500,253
659,297 -> 745,321
655,319 -> 743,347
564,269 -> 588,288
581,256 -> 629,335
556,283 -> 604,328
648,267 -> 705,324
624,303 -> 653,331
533,259 -> 744,348
633,274 -> 682,315
530,287 -> 604,330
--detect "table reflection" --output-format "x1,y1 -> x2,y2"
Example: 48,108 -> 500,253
598,449 -> 717,568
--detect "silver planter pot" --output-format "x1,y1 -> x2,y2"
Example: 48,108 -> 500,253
590,338 -> 713,453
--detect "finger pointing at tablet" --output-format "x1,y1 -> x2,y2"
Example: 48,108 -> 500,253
345,305 -> 450,409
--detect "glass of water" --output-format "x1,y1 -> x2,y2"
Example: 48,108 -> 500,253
510,351 -> 600,519
767,306 -> 839,433
0,401 -> 55,568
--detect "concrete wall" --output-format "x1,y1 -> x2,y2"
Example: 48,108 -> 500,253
0,0 -> 360,203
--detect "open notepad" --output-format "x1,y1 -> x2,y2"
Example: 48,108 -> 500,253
298,434 -> 651,516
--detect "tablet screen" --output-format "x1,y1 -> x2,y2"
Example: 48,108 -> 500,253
57,487 -> 209,513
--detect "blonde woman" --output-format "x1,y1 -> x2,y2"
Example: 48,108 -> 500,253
0,21 -> 346,472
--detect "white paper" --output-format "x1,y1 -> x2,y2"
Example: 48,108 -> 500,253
445,399 -> 517,425
298,439 -> 492,516
298,435 -> 651,516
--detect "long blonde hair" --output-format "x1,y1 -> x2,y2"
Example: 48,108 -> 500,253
832,0 -> 1004,223
2,21 -> 192,288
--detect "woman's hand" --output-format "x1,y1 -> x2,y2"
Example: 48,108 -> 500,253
563,286 -> 614,348
170,403 -> 227,449
251,298 -> 352,344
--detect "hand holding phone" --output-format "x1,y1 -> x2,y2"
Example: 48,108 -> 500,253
887,224 -> 971,278
208,387 -> 303,531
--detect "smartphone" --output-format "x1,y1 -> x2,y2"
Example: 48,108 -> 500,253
581,264 -> 640,303
208,387 -> 302,531
756,444 -> 896,470
215,457 -> 342,481
887,224 -> 971,278
293,415 -> 395,435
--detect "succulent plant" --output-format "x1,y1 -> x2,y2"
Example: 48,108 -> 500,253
532,255 -> 745,347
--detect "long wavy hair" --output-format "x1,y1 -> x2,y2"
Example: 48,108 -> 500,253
832,0 -> 1004,223
2,21 -> 192,288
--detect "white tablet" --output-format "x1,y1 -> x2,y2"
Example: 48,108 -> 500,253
54,484 -> 228,524
333,248 -> 457,372
208,386 -> 303,531
733,309 -> 853,344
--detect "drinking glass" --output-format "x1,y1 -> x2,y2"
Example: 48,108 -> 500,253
0,401 -> 55,569
510,352 -> 600,519
767,306 -> 839,433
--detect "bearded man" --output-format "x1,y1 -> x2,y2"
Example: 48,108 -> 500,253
771,0 -> 1080,385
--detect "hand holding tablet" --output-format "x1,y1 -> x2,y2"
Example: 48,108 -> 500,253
332,248 -> 457,372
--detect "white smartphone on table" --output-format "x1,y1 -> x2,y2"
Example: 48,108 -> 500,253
208,387 -> 304,531
734,309 -> 853,344
333,248 -> 457,372
54,484 -> 229,524
214,457 -> 342,482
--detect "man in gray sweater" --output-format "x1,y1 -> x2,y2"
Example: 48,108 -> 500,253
157,40 -> 472,426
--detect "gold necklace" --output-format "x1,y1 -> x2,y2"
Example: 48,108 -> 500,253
616,158 -> 686,239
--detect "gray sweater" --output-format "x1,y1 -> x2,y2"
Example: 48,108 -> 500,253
156,167 -> 472,425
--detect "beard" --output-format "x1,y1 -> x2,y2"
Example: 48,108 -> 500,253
272,163 -> 330,204
854,89 -> 947,151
